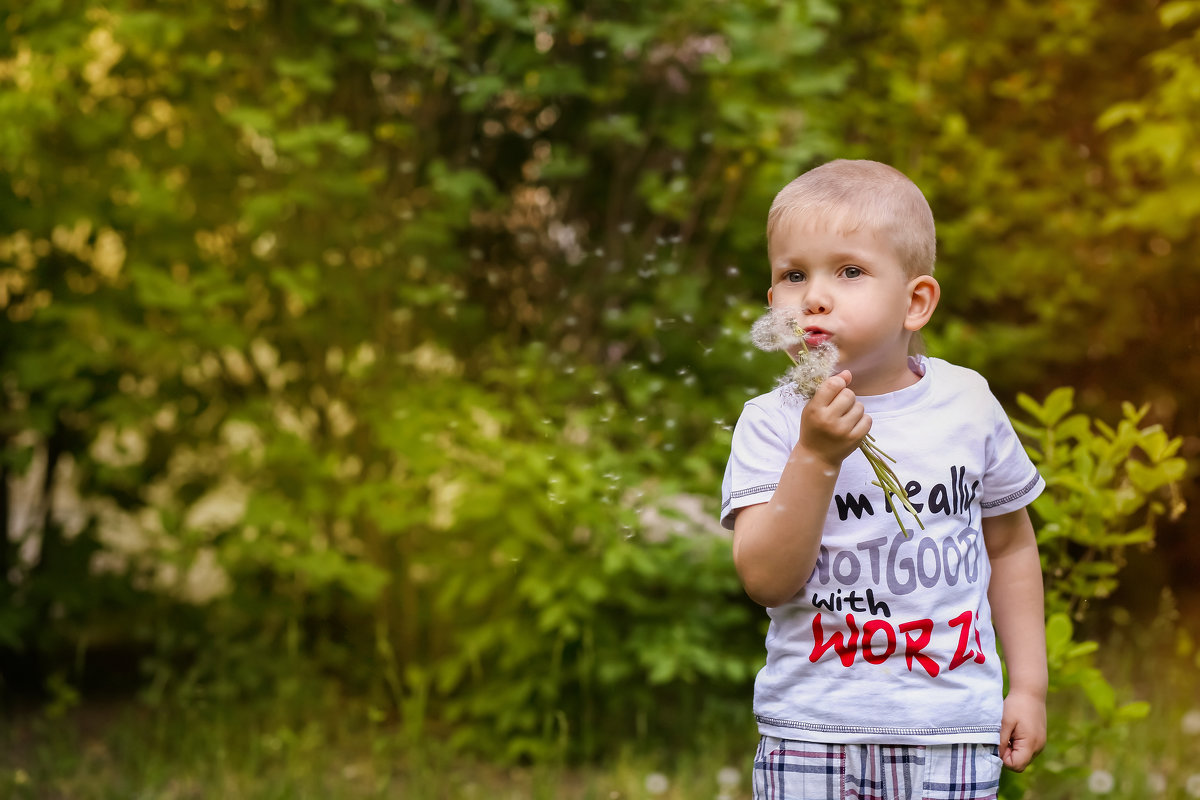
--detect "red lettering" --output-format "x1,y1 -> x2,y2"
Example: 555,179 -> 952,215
861,619 -> 896,665
898,618 -> 939,677
810,613 -> 859,667
948,610 -> 985,669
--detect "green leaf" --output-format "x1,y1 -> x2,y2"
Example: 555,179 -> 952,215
1044,613 -> 1074,657
1041,387 -> 1075,428
1159,1 -> 1200,28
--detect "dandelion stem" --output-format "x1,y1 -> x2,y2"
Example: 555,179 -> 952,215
860,442 -> 923,534
860,438 -> 898,465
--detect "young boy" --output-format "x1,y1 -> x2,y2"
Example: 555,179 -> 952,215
721,160 -> 1047,800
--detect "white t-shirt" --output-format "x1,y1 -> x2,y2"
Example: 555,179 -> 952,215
720,356 -> 1044,745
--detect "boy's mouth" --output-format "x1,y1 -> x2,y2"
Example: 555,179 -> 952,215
803,327 -> 832,347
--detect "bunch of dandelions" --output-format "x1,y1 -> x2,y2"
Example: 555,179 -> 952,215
750,308 -> 924,536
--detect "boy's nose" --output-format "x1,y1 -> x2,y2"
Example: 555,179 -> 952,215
804,286 -> 831,314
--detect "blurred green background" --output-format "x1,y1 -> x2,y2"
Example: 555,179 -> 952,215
2,0 -> 1199,797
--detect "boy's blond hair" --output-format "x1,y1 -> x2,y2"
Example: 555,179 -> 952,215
767,159 -> 936,278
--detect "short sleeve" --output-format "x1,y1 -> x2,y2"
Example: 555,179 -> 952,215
720,400 -> 794,530
979,390 -> 1045,517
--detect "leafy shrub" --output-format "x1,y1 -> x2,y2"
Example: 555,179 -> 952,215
1004,388 -> 1187,797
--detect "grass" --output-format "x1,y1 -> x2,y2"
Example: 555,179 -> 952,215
0,692 -> 752,800
3,597 -> 1200,799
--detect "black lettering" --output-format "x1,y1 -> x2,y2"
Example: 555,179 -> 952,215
865,588 -> 891,617
958,467 -> 969,515
904,481 -> 924,513
846,590 -> 867,613
835,493 -> 875,520
951,466 -> 960,515
929,483 -> 951,515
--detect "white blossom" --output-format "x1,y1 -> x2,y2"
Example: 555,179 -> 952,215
90,423 -> 147,468
429,475 -> 466,530
92,497 -> 153,555
50,453 -> 87,539
221,346 -> 255,384
178,547 -> 231,605
326,399 -> 357,438
184,480 -> 248,533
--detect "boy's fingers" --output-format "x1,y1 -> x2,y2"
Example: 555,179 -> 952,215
999,718 -> 1016,767
824,388 -> 857,416
813,371 -> 854,404
1000,718 -> 1035,772
1005,745 -> 1032,772
818,373 -> 846,396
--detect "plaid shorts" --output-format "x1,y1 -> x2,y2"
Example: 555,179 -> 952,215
752,736 -> 1002,800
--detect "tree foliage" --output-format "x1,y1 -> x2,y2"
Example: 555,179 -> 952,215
0,0 -> 1194,768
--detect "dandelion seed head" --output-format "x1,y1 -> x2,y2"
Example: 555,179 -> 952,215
644,773 -> 669,795
1182,708 -> 1200,735
750,307 -> 805,352
1088,769 -> 1114,794
1147,772 -> 1167,794
1188,773 -> 1200,798
779,343 -> 839,400
717,766 -> 740,787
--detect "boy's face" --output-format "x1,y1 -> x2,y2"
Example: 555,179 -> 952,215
767,215 -> 937,396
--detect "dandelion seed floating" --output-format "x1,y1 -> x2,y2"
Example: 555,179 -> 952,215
750,308 -> 924,536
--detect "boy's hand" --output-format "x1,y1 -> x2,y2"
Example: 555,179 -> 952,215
799,370 -> 871,466
999,690 -> 1046,771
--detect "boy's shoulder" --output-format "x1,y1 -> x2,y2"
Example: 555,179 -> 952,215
924,356 -> 993,396
730,387 -> 803,441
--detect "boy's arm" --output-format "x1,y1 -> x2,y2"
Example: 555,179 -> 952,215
733,371 -> 870,608
984,506 -> 1048,772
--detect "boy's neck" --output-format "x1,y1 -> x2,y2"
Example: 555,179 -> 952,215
850,356 -> 924,397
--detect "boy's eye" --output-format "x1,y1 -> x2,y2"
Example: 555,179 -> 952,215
784,271 -> 805,283
843,266 -> 863,278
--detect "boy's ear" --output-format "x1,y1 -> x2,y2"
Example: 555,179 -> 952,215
767,287 -> 774,305
904,275 -> 940,332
